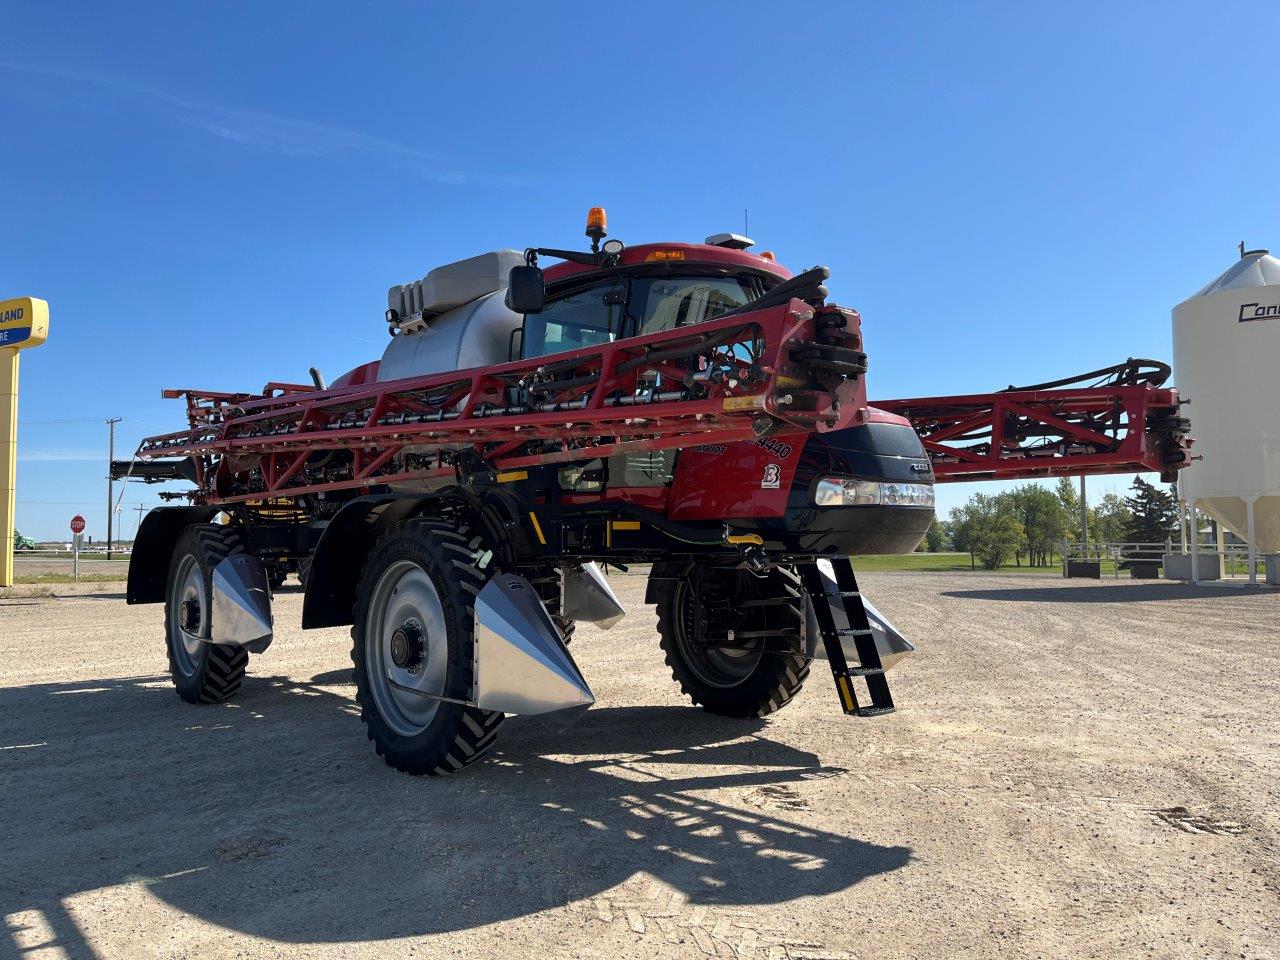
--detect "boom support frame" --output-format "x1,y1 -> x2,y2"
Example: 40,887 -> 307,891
878,360 -> 1192,483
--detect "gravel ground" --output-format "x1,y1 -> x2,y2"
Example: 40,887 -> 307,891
1,572 -> 1277,959
11,557 -> 130,578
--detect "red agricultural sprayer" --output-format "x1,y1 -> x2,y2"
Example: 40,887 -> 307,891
114,209 -> 1192,774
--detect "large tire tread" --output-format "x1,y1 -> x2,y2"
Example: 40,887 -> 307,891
656,564 -> 809,718
351,517 -> 503,775
165,524 -> 250,704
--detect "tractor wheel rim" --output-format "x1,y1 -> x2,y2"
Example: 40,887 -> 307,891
170,553 -> 206,676
365,560 -> 449,737
673,579 -> 763,688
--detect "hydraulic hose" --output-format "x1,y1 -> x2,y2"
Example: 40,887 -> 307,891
561,502 -> 730,546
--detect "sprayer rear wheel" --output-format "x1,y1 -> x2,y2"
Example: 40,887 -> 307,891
164,524 -> 250,704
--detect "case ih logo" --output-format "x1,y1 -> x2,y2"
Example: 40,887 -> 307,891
1238,302 -> 1280,323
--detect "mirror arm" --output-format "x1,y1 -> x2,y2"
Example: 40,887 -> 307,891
526,247 -> 621,268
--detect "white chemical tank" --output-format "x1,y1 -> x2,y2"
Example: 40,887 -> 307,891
1173,247 -> 1280,550
379,250 -> 524,382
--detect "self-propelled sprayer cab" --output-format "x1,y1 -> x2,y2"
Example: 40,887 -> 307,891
377,220 -> 793,380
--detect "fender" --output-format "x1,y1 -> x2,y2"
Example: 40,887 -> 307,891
301,495 -> 429,629
301,487 -> 551,630
126,506 -> 222,604
644,560 -> 689,605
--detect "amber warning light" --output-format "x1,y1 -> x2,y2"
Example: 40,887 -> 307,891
585,207 -> 608,252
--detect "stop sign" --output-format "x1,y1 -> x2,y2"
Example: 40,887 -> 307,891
70,515 -> 86,535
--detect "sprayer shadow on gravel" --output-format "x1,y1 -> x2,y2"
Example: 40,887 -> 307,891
941,582 -> 1251,603
0,671 -> 911,953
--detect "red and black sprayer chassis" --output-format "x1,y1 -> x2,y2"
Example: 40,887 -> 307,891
115,219 -> 1192,774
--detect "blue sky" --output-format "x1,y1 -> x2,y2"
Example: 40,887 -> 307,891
2,2 -> 1276,540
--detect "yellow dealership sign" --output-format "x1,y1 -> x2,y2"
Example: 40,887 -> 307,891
1,297 -> 51,587
0,297 -> 49,349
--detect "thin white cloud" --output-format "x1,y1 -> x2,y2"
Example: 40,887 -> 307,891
19,448 -> 104,462
0,60 -> 474,184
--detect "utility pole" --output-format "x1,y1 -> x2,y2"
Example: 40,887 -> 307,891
1079,474 -> 1089,557
133,502 -> 145,541
105,417 -> 121,560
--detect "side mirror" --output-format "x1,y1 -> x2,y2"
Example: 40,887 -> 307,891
505,264 -> 545,314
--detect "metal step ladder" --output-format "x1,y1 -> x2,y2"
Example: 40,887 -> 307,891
797,557 -> 895,718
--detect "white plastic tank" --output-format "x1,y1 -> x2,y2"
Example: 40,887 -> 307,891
1173,247 -> 1280,551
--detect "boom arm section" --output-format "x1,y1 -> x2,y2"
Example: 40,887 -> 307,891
131,299 -> 867,505
877,360 -> 1193,483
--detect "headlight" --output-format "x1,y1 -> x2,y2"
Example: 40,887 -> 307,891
813,477 -> 934,508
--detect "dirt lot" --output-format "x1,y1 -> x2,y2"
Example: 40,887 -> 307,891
1,573 -> 1277,959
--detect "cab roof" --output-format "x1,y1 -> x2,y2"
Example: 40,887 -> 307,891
542,242 -> 793,285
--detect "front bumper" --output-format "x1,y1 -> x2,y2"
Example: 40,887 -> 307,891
740,418 -> 936,555
753,502 -> 935,555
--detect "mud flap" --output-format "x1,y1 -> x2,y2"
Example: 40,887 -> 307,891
562,562 -> 626,629
211,555 -> 274,653
473,573 -> 595,729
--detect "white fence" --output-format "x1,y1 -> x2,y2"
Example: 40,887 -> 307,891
1060,539 -> 1265,582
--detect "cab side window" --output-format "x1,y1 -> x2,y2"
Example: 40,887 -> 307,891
521,281 -> 626,360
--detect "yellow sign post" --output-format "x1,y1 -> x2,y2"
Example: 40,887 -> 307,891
1,297 -> 50,588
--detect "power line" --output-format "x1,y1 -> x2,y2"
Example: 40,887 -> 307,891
16,504 -> 97,512
18,418 -> 106,425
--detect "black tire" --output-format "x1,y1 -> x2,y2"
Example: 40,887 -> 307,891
164,524 -> 250,704
655,564 -> 809,718
557,618 -> 576,646
526,564 -> 575,645
266,565 -> 287,592
351,518 -> 504,775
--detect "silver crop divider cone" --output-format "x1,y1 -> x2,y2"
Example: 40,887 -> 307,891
211,555 -> 274,653
806,560 -> 914,669
562,562 -> 626,629
473,573 -> 594,729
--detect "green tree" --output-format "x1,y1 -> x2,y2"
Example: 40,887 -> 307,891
922,517 -> 946,552
1001,484 -> 1071,566
1122,477 -> 1179,559
1092,492 -> 1130,545
950,493 -> 1027,570
949,501 -> 980,568
1055,476 -> 1103,548
1055,477 -> 1081,542
975,512 -> 1027,570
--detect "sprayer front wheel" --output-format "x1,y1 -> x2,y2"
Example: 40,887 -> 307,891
655,564 -> 809,718
351,518 -> 503,775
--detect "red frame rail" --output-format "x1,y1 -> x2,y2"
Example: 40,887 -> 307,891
876,383 -> 1191,482
136,300 -> 866,505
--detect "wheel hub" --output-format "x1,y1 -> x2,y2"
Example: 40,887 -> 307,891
179,598 -> 201,633
389,620 -> 425,671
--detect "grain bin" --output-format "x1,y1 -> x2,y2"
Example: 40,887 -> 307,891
1172,247 -> 1280,556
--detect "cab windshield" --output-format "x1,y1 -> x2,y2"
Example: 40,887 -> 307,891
630,275 -> 760,334
521,271 -> 767,360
